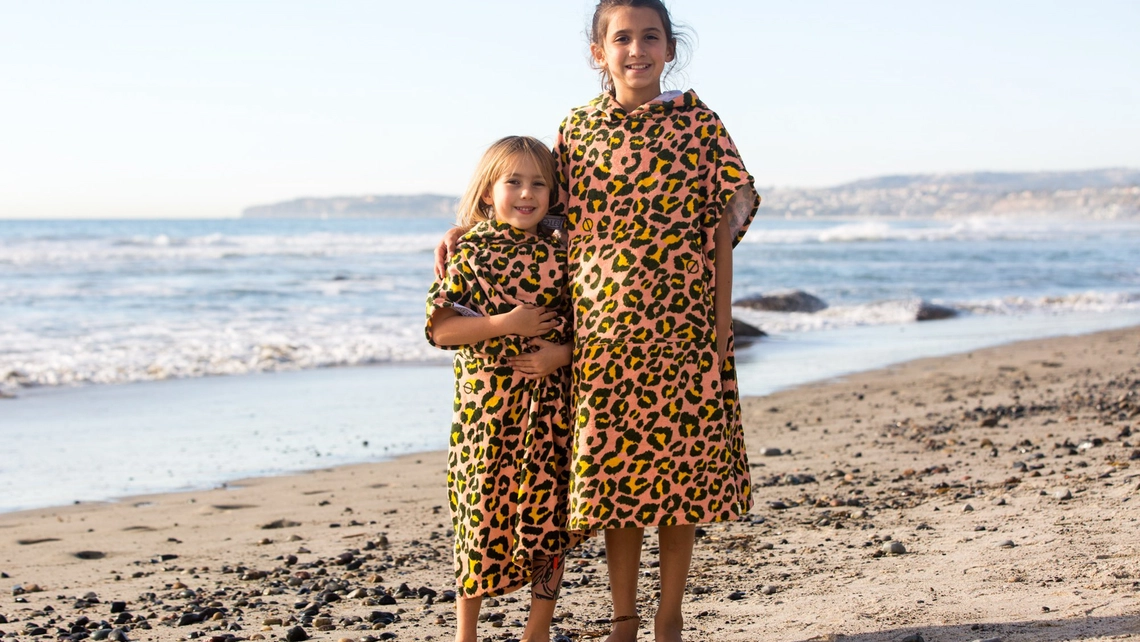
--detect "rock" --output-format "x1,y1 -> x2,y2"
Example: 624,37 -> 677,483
998,540 -> 1016,548
727,590 -> 745,600
0,614 -> 7,624
962,504 -> 974,512
915,301 -> 957,321
899,634 -> 925,642
883,541 -> 907,555
110,601 -> 127,613
736,290 -> 828,313
74,551 -> 105,560
1053,488 -> 1073,501
761,447 -> 783,457
286,627 -> 310,642
760,584 -> 778,595
261,519 -> 301,530
109,629 -> 128,642
733,319 -> 767,344
263,618 -> 283,626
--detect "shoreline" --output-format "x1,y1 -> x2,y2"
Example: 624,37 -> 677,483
2,326 -> 1138,641
4,311 -> 1140,515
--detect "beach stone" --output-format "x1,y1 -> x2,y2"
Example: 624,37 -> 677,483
285,626 -> 309,642
733,319 -> 767,342
109,629 -> 128,642
883,541 -> 907,555
898,634 -> 925,642
760,584 -> 778,595
110,602 -> 127,614
0,614 -> 7,624
262,619 -> 283,627
736,290 -> 827,313
761,447 -> 783,457
962,504 -> 974,512
727,591 -> 745,600
998,540 -> 1016,548
915,301 -> 957,321
1053,488 -> 1073,501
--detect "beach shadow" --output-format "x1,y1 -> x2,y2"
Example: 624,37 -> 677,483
795,614 -> 1140,642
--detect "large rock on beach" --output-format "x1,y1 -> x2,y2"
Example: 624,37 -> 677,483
736,290 -> 828,313
733,319 -> 767,346
914,300 -> 959,321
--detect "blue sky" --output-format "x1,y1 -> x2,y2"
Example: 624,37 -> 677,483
1,0 -> 1137,218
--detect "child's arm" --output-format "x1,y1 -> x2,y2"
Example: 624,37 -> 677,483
429,304 -> 559,347
508,338 -> 572,380
714,203 -> 735,365
433,226 -> 469,279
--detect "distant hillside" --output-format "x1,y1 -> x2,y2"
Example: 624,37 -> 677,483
242,169 -> 1140,220
761,168 -> 1140,219
242,194 -> 457,219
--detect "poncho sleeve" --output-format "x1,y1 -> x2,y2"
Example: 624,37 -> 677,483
424,246 -> 480,349
704,116 -> 760,247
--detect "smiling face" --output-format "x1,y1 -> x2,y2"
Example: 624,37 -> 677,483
482,154 -> 551,234
591,5 -> 675,110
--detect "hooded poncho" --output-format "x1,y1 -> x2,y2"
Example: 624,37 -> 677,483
554,90 -> 760,530
426,219 -> 578,597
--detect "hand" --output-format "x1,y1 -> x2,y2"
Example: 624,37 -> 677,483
434,227 -> 466,278
504,304 -> 559,337
510,339 -> 571,380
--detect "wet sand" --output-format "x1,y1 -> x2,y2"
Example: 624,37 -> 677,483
2,327 -> 1138,642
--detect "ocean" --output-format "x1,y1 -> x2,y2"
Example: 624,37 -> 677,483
2,215 -> 1139,512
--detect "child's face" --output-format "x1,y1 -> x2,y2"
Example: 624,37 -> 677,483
482,155 -> 550,234
591,6 -> 674,107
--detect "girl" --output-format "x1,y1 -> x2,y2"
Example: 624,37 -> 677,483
557,3 -> 758,641
426,135 -> 581,642
436,3 -> 759,640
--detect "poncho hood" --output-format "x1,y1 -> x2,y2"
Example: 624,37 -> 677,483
590,89 -> 703,122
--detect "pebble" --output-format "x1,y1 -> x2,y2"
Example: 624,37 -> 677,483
285,626 -> 310,642
727,590 -> 745,600
760,584 -> 778,595
883,541 -> 907,555
998,540 -> 1016,548
1053,488 -> 1073,501
962,504 -> 974,512
761,447 -> 783,457
899,634 -> 925,642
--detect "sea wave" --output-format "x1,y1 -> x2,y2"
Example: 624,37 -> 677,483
734,290 -> 1140,334
742,217 -> 1140,245
0,232 -> 444,266
0,316 -> 448,390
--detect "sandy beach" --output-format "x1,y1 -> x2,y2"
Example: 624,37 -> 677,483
2,327 -> 1137,642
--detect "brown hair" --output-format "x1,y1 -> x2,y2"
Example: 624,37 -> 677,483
456,136 -> 558,228
589,0 -> 691,95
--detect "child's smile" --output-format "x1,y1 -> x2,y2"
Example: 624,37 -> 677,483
482,155 -> 551,233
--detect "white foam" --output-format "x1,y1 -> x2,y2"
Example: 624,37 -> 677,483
0,231 -> 444,267
733,290 -> 1140,334
743,216 -> 1140,245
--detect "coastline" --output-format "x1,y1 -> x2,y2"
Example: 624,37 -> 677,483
2,327 -> 1138,641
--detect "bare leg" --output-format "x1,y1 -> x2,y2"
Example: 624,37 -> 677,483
605,527 -> 644,642
654,524 -> 695,642
521,554 -> 564,642
454,594 -> 482,642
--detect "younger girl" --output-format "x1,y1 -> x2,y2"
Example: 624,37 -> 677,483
426,136 -> 580,642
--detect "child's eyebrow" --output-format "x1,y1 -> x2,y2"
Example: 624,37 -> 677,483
612,26 -> 664,36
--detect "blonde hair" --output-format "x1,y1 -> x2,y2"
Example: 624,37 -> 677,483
456,136 -> 558,228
